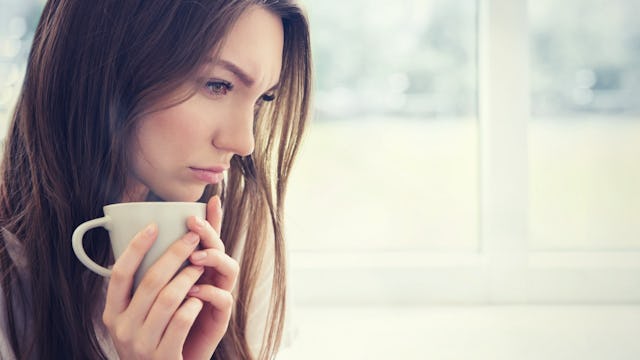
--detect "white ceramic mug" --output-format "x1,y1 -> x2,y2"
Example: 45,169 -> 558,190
72,202 -> 206,289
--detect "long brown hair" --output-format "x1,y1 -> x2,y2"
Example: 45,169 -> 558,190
0,0 -> 311,359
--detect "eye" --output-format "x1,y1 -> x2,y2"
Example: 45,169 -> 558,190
204,80 -> 233,96
255,93 -> 276,107
261,93 -> 276,102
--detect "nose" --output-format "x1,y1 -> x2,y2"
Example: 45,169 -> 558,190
212,105 -> 255,157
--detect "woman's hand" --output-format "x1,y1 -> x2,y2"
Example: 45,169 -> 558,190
102,196 -> 239,359
182,195 -> 240,359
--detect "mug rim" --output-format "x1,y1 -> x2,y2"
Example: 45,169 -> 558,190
103,201 -> 206,210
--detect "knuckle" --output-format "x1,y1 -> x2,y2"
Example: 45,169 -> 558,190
102,312 -> 112,329
219,291 -> 234,312
208,224 -> 224,247
109,265 -> 129,283
229,258 -> 240,276
113,321 -> 132,343
174,308 -> 195,329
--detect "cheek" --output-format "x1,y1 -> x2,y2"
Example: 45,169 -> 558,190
137,102 -> 212,153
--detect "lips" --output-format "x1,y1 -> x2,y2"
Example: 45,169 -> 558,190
189,166 -> 228,184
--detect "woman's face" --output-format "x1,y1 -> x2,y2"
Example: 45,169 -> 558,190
125,6 -> 284,202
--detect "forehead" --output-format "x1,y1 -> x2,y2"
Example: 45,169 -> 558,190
215,6 -> 284,87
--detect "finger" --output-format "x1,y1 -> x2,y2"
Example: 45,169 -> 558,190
186,215 -> 224,253
207,195 -> 222,234
140,265 -> 204,350
104,223 -> 158,320
125,231 -> 201,322
189,249 -> 239,291
187,285 -> 234,317
156,297 -> 204,355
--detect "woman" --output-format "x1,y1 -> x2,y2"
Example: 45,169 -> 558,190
0,0 -> 311,359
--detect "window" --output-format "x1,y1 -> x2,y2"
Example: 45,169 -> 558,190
529,0 -> 640,250
287,0 -> 479,252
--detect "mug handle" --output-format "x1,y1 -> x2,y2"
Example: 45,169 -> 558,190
72,216 -> 112,277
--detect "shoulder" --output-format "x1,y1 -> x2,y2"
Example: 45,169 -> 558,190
1,228 -> 28,273
0,284 -> 18,360
0,228 -> 32,359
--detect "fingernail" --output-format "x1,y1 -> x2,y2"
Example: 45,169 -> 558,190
191,250 -> 207,261
188,285 -> 200,294
145,223 -> 157,236
194,217 -> 205,228
184,232 -> 199,244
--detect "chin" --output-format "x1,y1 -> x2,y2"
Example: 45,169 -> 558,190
151,186 -> 207,203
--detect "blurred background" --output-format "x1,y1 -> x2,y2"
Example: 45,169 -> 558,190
1,0 -> 640,359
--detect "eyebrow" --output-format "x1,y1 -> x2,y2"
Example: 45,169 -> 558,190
216,59 -> 279,92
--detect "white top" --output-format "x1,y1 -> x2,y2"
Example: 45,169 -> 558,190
0,227 -> 293,359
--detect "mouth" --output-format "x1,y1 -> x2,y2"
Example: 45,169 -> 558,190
189,166 -> 228,184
